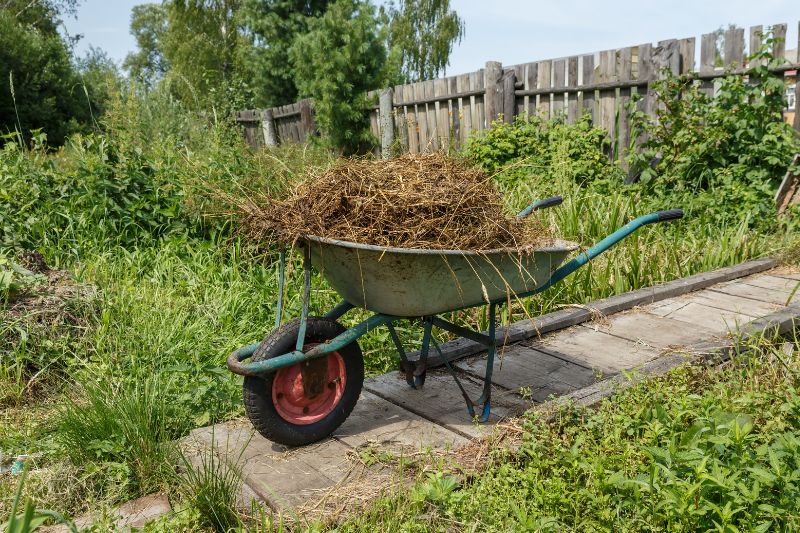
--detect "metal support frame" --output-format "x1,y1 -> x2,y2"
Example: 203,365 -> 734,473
227,203 -> 684,427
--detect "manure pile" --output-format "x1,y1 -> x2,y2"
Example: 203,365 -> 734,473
242,153 -> 551,251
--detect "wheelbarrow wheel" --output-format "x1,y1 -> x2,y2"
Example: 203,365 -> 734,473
243,317 -> 363,447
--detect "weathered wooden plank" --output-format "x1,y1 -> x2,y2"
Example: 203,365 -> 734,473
525,62 -> 539,115
772,23 -> 787,61
692,289 -> 783,317
710,280 -> 795,306
586,310 -> 715,349
455,345 -> 596,401
557,303 -> 800,410
580,54 -> 595,121
552,59 -> 567,115
723,26 -> 745,68
700,32 -> 717,74
736,274 -> 800,293
470,69 -> 489,130
503,70 -> 516,123
404,84 -> 419,154
434,77 -> 449,148
537,60 -> 552,118
484,61 -> 503,126
679,37 -> 695,74
749,25 -> 764,66
334,391 -> 467,451
413,82 -> 429,151
471,69 -> 484,130
448,76 -> 459,146
423,80 -> 438,150
513,64 -> 525,116
529,326 -> 660,375
598,50 -> 617,158
616,47 -> 633,162
567,56 -> 579,122
646,299 -> 757,332
457,73 -> 472,145
187,424 -> 354,510
365,371 -> 528,439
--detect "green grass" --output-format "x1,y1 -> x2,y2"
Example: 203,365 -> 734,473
1,90 -> 798,526
336,332 -> 800,532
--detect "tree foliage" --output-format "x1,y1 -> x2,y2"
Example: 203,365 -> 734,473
0,8 -> 88,145
160,0 -> 253,111
383,0 -> 463,83
290,0 -> 386,154
123,3 -> 169,87
239,0 -> 332,107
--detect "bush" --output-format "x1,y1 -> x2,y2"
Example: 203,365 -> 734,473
627,38 -> 800,228
464,114 -> 623,188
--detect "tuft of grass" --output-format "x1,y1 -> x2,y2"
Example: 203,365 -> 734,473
178,438 -> 243,533
56,375 -> 182,497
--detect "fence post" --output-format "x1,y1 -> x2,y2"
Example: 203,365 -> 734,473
795,21 -> 800,132
379,88 -> 395,159
484,61 -> 503,127
502,70 -> 516,124
261,109 -> 278,147
299,99 -> 314,140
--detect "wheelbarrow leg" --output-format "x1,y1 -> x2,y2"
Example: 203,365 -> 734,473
388,322 -> 418,389
414,318 -> 433,388
433,303 -> 496,423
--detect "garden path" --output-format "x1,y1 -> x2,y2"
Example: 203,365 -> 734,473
186,258 -> 800,514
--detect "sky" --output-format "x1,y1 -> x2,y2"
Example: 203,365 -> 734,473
63,0 -> 798,75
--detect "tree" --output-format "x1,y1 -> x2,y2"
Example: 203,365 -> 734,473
160,0 -> 252,111
0,7 -> 91,145
290,0 -> 386,154
123,3 -> 169,87
239,0 -> 332,107
383,0 -> 463,83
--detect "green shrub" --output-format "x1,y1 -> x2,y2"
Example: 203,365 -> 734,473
627,37 -> 800,229
464,114 -> 623,188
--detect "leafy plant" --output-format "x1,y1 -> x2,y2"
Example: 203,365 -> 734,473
0,258 -> 44,302
464,113 -> 623,188
626,34 -> 800,229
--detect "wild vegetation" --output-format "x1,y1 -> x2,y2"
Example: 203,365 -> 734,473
1,7 -> 799,527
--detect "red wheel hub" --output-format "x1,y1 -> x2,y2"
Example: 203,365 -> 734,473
272,346 -> 347,425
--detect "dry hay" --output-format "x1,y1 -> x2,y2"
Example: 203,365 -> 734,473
239,153 -> 552,251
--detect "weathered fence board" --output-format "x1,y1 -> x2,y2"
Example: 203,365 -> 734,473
236,20 -> 800,161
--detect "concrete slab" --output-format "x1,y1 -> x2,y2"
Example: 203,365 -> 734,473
711,278 -> 796,306
647,300 -> 755,333
688,289 -> 783,317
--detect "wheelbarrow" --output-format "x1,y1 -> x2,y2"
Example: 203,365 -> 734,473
227,196 -> 683,446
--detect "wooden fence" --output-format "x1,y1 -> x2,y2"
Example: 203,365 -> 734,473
236,21 -> 800,160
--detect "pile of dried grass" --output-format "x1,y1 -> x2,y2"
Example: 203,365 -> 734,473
240,153 -> 551,251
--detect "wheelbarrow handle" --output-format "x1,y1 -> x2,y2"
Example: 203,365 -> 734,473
531,209 -> 684,294
517,196 -> 563,219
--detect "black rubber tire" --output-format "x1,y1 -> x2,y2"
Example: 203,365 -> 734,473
242,317 -> 364,447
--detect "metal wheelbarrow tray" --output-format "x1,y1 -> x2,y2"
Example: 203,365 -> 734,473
227,196 -> 684,446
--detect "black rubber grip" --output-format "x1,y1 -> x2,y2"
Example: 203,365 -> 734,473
536,196 -> 563,209
656,209 -> 684,222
